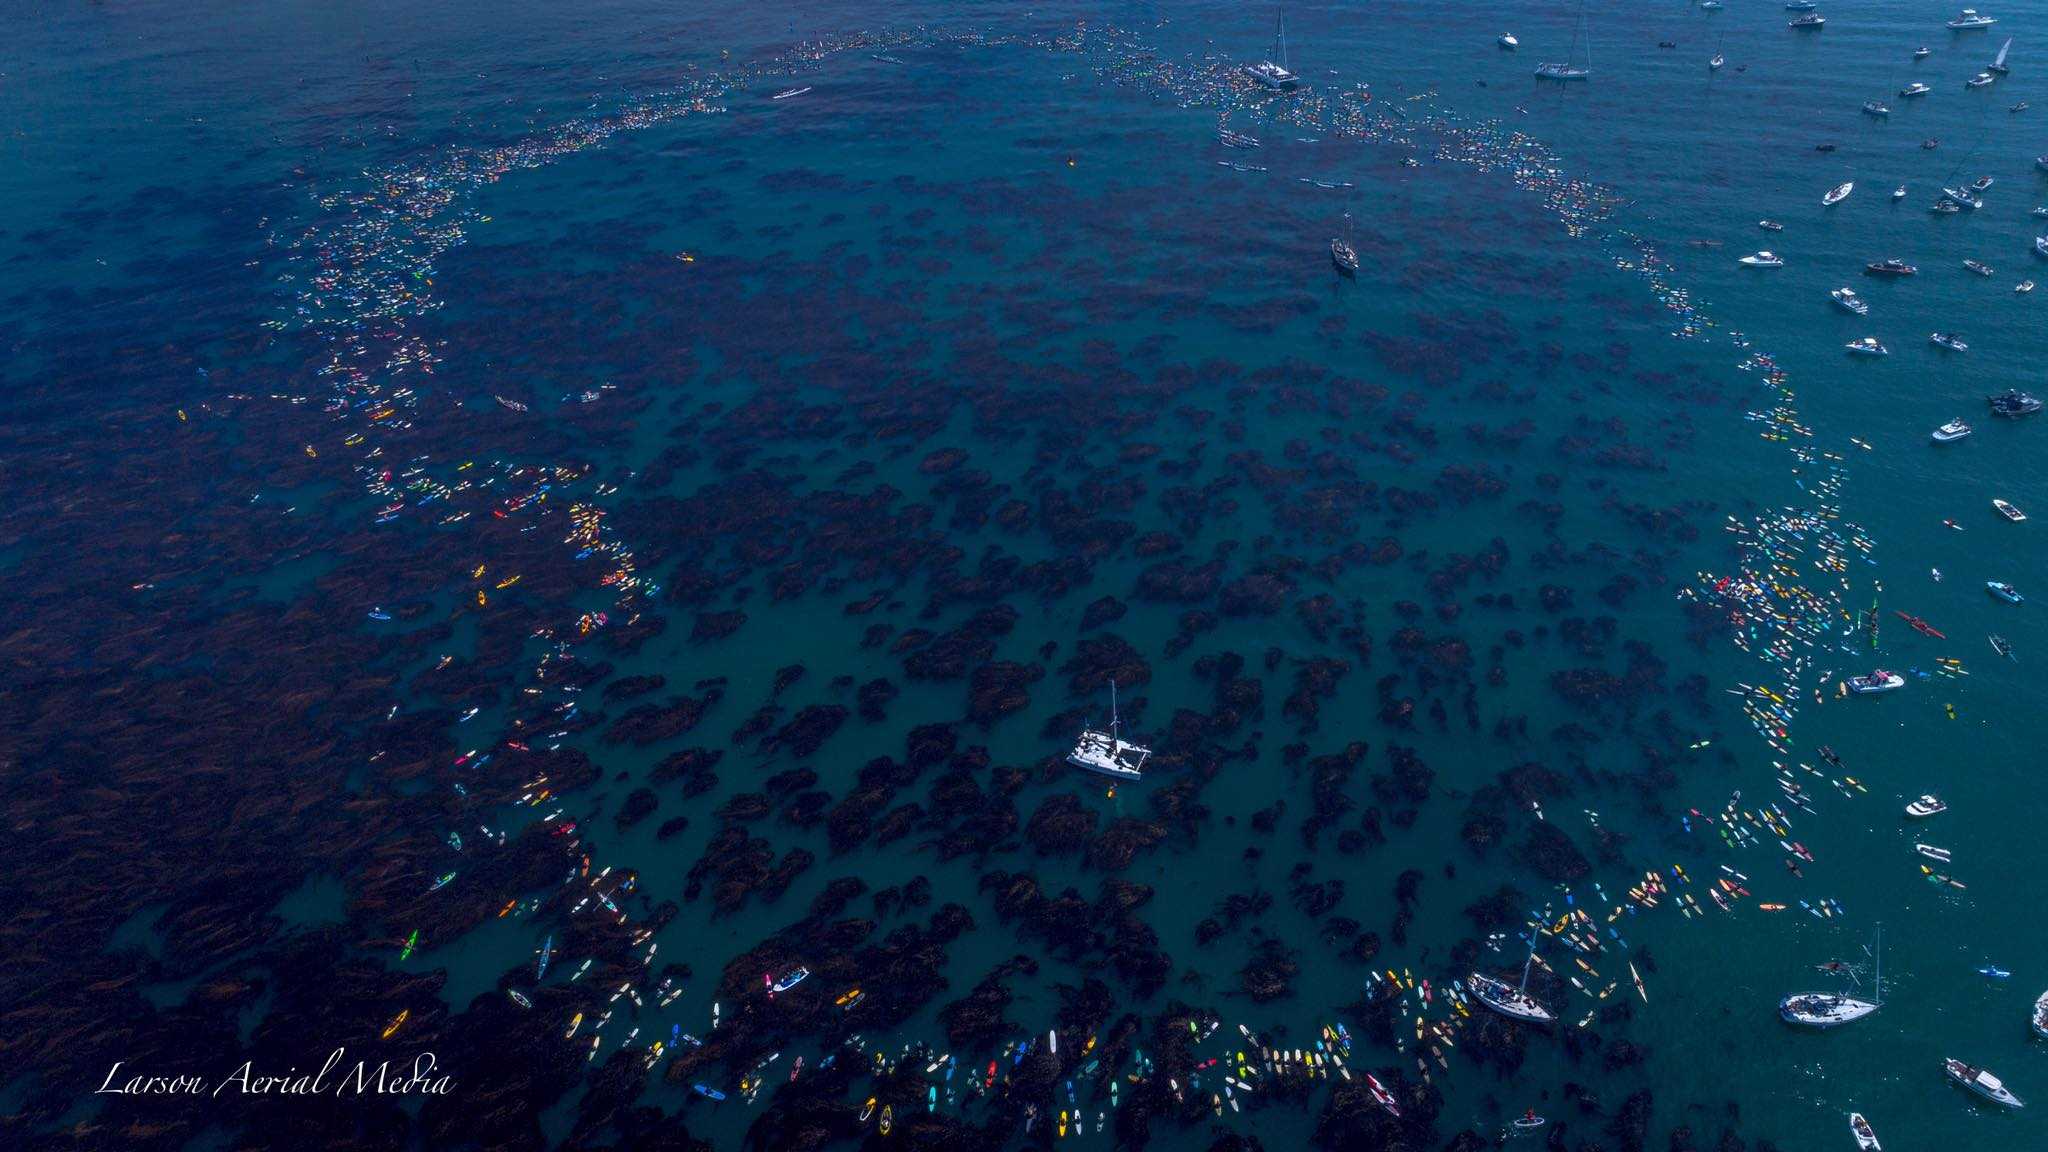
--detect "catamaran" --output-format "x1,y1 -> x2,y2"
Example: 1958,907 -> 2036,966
1469,938 -> 1555,1025
1243,6 -> 1300,90
1537,4 -> 1592,80
1780,926 -> 1883,1026
1067,680 -> 1151,781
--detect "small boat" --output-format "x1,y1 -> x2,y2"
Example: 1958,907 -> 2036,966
507,989 -> 532,1008
1832,287 -> 1869,314
2015,102 -> 2030,112
1702,0 -> 1723,9
771,87 -> 812,100
1849,1113 -> 1881,1152
1790,13 -> 1825,29
1499,33 -> 1518,50
1931,198 -> 1961,214
2033,990 -> 2048,1037
1965,259 -> 1995,276
1824,181 -> 1855,206
1366,1073 -> 1401,1116
1845,670 -> 1905,694
1982,965 -> 2012,979
1758,219 -> 1785,231
1924,138 -> 1942,149
769,966 -> 811,993
1785,0 -> 1816,9
1967,72 -> 1996,88
1740,251 -> 1785,267
2018,280 -> 2035,292
367,608 -> 392,621
1915,843 -> 1952,862
1990,36 -> 2011,73
1845,337 -> 1888,356
1993,499 -> 2026,522
1905,794 -> 1948,817
1989,389 -> 2042,416
1930,331 -> 1969,351
1863,100 -> 1889,117
1893,185 -> 1908,200
1711,53 -> 1725,71
1947,9 -> 1998,31
1987,580 -> 2024,603
1991,634 -> 2015,659
1945,1058 -> 2023,1109
1865,259 -> 1917,277
1931,419 -> 1973,442
1972,174 -> 1996,192
1900,81 -> 1933,97
692,1083 -> 726,1101
1511,1111 -> 1546,1132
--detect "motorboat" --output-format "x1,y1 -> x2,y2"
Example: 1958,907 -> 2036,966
1740,251 -> 1785,267
1931,419 -> 1972,442
1066,680 -> 1151,781
1702,0 -> 1723,8
2036,235 -> 2048,257
1900,81 -> 1932,97
1790,13 -> 1825,29
1924,138 -> 1942,149
1849,1113 -> 1881,1152
1498,33 -> 1518,50
1930,331 -> 1969,351
1824,181 -> 1854,205
1905,794 -> 1948,817
1916,46 -> 1933,59
2033,990 -> 2048,1038
1992,499 -> 2025,522
2015,102 -> 2030,112
1863,100 -> 1888,116
1947,9 -> 1997,31
1965,259 -> 1994,276
1972,174 -> 1995,191
1864,259 -> 1917,277
1832,287 -> 1869,314
2018,279 -> 2035,293
1785,0 -> 1816,8
1987,580 -> 2024,603
1845,337 -> 1887,356
1967,71 -> 1996,88
1916,843 -> 1952,863
1945,1059 -> 2023,1109
1989,389 -> 2042,416
2038,155 -> 2048,172
1759,219 -> 1784,231
1845,670 -> 1905,694
1940,186 -> 1983,209
1892,185 -> 1907,200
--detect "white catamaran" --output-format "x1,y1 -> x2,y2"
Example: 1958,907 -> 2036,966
1242,6 -> 1300,90
1066,680 -> 1151,782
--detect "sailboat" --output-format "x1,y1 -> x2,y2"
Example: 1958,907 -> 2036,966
1780,925 -> 1882,1027
1066,680 -> 1151,781
1989,37 -> 2012,74
1537,4 -> 1592,81
1469,937 -> 1556,1024
1330,211 -> 1359,276
1710,35 -> 1725,71
1242,6 -> 1300,89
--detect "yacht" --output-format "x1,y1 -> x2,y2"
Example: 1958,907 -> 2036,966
1965,259 -> 1994,276
1930,331 -> 1969,351
1900,81 -> 1932,97
1932,419 -> 1973,442
1536,4 -> 1593,81
1846,337 -> 1888,356
1740,251 -> 1785,267
1499,33 -> 1518,50
1066,680 -> 1151,781
1330,211 -> 1359,276
1845,670 -> 1905,693
1849,1113 -> 1881,1152
1945,1059 -> 2023,1109
1865,259 -> 1917,277
1940,186 -> 1983,209
1790,13 -> 1825,29
1243,7 -> 1300,90
1469,941 -> 1555,1025
1824,181 -> 1854,205
1781,928 -> 1882,1025
1905,794 -> 1948,817
1967,71 -> 1996,88
1831,287 -> 1869,314
1992,498 -> 2026,521
1990,37 -> 2012,73
1989,389 -> 2042,416
1947,9 -> 1997,31
2032,990 -> 2048,1039
1987,580 -> 2024,603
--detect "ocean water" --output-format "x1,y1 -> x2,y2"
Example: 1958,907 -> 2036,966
7,3 -> 2048,1150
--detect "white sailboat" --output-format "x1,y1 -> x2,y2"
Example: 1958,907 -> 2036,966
1990,36 -> 2012,74
1537,3 -> 1592,81
1470,937 -> 1556,1024
1780,925 -> 1882,1027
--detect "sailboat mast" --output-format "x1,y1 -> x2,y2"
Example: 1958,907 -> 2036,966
1276,8 -> 1289,72
1519,937 -> 1536,992
1874,925 -> 1882,1005
1109,679 -> 1121,741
